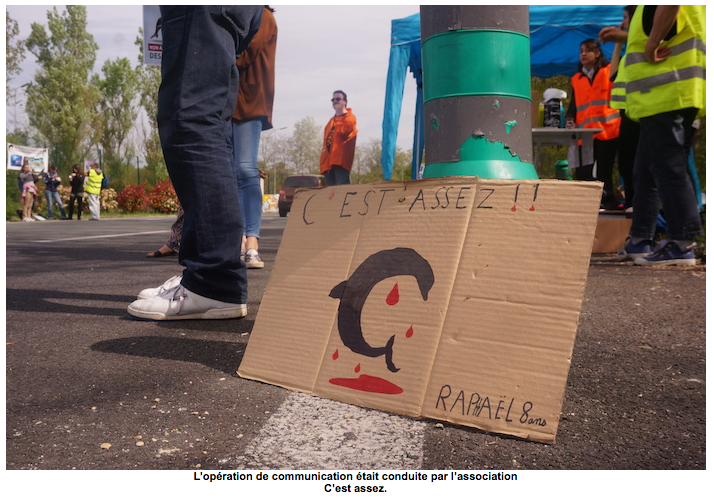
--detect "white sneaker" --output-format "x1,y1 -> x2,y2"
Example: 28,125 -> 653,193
244,249 -> 264,269
137,274 -> 183,299
128,284 -> 247,320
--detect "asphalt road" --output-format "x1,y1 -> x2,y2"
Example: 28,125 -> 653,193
5,213 -> 707,495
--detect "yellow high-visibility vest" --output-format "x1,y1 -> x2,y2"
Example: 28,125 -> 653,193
85,169 -> 104,195
624,5 -> 706,120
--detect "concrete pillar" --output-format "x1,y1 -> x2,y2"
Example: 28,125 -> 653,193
420,5 -> 537,179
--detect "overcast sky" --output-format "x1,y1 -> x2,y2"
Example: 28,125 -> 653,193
6,4 -> 421,152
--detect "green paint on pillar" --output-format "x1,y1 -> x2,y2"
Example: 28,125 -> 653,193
422,29 -> 531,102
422,135 -> 538,180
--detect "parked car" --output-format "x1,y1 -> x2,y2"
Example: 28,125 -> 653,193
278,174 -> 327,217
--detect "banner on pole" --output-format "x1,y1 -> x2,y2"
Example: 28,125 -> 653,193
6,144 -> 48,172
143,5 -> 162,67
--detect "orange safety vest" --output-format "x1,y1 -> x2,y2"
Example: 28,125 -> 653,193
571,63 -> 621,141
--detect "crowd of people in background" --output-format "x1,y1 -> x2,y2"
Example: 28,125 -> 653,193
16,160 -> 102,222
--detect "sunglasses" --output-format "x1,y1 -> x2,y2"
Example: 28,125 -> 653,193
331,97 -> 343,103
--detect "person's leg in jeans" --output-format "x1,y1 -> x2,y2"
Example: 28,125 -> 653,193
52,191 -> 67,218
156,6 -> 261,305
627,108 -> 702,265
45,190 -> 55,219
232,118 -> 264,267
643,108 -> 702,241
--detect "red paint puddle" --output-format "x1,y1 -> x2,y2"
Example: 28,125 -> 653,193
329,374 -> 403,394
405,325 -> 414,338
386,283 -> 399,305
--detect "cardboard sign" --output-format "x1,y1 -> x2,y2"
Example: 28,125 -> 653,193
238,177 -> 601,443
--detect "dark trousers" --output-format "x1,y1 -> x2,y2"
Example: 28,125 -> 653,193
617,113 -> 640,208
325,165 -> 351,186
68,193 -> 84,219
157,5 -> 262,304
594,137 -> 619,206
630,108 -> 702,241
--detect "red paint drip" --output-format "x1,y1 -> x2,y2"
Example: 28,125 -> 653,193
332,348 -> 339,360
328,192 -> 335,200
354,363 -> 361,373
405,325 -> 414,338
529,205 -> 536,211
329,374 -> 403,394
386,283 -> 399,305
511,205 -> 517,212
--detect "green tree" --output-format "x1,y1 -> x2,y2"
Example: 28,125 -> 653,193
6,11 -> 32,144
93,57 -> 140,190
6,12 -> 25,107
25,6 -> 99,174
353,138 -> 382,184
353,139 -> 413,184
259,128 -> 289,193
391,147 -> 413,181
134,29 -> 167,184
286,117 -> 322,175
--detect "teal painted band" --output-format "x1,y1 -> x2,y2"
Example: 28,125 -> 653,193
423,135 -> 538,180
422,29 -> 531,103
422,160 -> 537,180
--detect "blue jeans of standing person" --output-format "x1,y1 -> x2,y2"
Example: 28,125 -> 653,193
232,119 -> 263,240
629,108 -> 703,242
45,190 -> 66,219
157,5 -> 262,304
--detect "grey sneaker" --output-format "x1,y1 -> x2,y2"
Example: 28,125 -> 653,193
137,274 -> 182,299
128,283 -> 247,320
244,249 -> 264,269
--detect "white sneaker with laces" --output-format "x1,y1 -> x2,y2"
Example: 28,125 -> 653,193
244,249 -> 264,269
128,283 -> 247,320
137,274 -> 182,299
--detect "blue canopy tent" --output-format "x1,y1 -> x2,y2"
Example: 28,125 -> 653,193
380,6 -> 625,180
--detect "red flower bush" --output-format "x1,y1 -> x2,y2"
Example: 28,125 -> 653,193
117,183 -> 150,213
148,178 -> 179,213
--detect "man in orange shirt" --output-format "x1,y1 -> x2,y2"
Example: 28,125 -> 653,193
319,90 -> 357,185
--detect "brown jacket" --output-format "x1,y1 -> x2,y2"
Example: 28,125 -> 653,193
232,7 -> 277,130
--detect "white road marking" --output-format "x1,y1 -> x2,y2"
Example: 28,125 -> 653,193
32,230 -> 168,243
229,392 -> 425,470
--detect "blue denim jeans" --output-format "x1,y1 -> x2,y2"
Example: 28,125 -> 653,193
157,5 -> 262,304
45,190 -> 66,219
232,119 -> 263,239
630,108 -> 702,241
